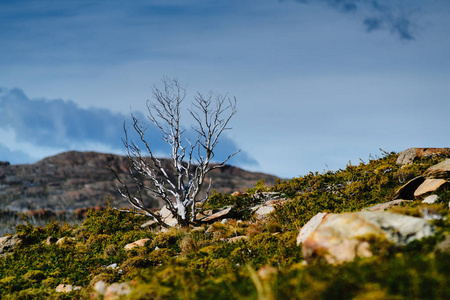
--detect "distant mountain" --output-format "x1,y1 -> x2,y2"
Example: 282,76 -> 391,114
0,151 -> 278,212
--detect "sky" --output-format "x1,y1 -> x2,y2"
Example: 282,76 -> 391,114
0,0 -> 449,179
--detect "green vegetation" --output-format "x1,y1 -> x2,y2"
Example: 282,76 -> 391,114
0,151 -> 449,299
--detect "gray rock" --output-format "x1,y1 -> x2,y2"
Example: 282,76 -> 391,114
0,235 -> 22,257
201,206 -> 235,223
422,194 -> 439,204
301,211 -> 435,264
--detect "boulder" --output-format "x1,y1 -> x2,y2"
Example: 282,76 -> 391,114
124,238 -> 150,251
392,176 -> 425,200
423,159 -> 450,179
140,219 -> 159,229
362,200 -> 413,212
422,194 -> 439,204
396,148 -> 450,166
414,179 -> 449,197
296,212 -> 329,245
0,235 -> 22,257
251,199 -> 287,219
104,282 -> 132,300
201,206 -> 235,223
301,211 -> 435,264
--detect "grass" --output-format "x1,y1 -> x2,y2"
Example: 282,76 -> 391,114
0,151 -> 449,299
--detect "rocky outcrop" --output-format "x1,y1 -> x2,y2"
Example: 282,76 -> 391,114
300,211 -> 435,264
396,148 -> 450,166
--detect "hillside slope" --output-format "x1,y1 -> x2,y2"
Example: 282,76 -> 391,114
0,151 -> 278,212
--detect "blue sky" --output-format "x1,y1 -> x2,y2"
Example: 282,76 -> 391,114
0,0 -> 449,178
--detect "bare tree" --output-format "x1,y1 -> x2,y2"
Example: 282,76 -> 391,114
113,78 -> 239,227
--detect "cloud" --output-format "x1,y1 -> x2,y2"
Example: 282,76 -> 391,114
0,88 -> 257,167
288,0 -> 416,40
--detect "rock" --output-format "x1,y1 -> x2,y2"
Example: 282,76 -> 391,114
302,212 -> 435,264
414,179 -> 449,197
396,148 -> 450,166
94,280 -> 107,295
363,200 -> 413,212
252,199 -> 287,219
159,205 -> 173,220
392,176 -> 425,200
435,234 -> 450,253
228,236 -> 248,243
201,206 -> 235,223
124,238 -> 150,251
140,220 -> 159,229
296,212 -> 329,245
422,194 -> 439,204
45,236 -> 58,245
55,283 -> 81,293
0,235 -> 22,257
196,209 -> 215,221
423,159 -> 450,179
56,237 -> 76,245
104,282 -> 132,300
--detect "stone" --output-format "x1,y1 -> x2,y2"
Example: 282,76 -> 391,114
140,220 -> 158,229
422,194 -> 439,204
252,199 -> 287,219
296,212 -> 329,245
196,209 -> 215,221
414,179 -> 448,197
392,176 -> 425,200
94,280 -> 107,295
104,282 -> 131,300
201,206 -> 235,223
396,148 -> 450,166
159,205 -> 174,220
45,236 -> 57,245
363,200 -> 413,212
55,284 -> 81,293
302,211 -> 435,264
124,238 -> 150,251
228,236 -> 248,243
0,235 -> 22,257
56,237 -> 76,245
423,159 -> 450,179
435,234 -> 450,253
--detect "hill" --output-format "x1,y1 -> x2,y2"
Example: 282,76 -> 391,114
0,151 -> 278,213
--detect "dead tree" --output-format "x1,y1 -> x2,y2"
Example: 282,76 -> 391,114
113,78 -> 239,227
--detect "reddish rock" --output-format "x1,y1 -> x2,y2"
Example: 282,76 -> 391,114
396,148 -> 450,166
